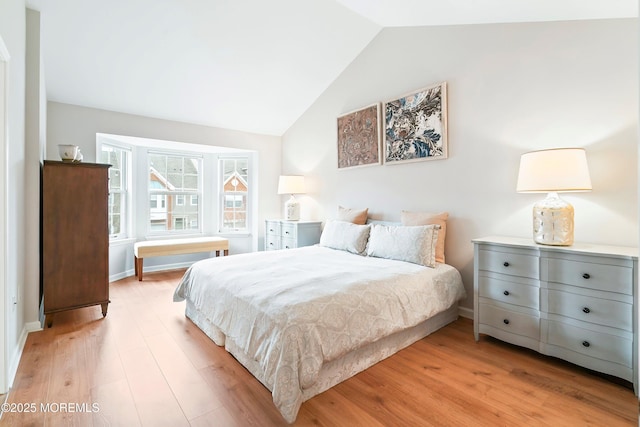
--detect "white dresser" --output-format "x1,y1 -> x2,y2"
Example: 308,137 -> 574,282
473,236 -> 637,393
265,220 -> 322,251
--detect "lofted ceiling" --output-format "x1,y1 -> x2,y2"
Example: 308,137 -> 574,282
26,0 -> 638,136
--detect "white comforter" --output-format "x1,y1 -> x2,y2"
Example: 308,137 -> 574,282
174,245 -> 465,422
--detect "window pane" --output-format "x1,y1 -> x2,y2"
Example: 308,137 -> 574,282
148,152 -> 201,234
101,144 -> 129,239
220,157 -> 250,232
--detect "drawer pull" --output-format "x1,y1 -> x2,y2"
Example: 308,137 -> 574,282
503,290 -> 510,296
582,307 -> 590,314
285,231 -> 290,235
503,319 -> 510,325
582,341 -> 590,348
503,262 -> 510,267
269,228 -> 274,232
582,273 -> 590,279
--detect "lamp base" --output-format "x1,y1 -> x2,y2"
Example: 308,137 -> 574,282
532,192 -> 574,246
284,195 -> 300,221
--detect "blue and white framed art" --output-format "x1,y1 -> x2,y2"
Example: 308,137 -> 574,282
383,82 -> 448,164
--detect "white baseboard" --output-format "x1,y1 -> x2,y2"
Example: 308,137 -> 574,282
7,321 -> 42,390
458,306 -> 473,319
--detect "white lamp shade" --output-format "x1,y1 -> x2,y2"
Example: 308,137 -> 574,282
278,175 -> 305,195
516,148 -> 592,193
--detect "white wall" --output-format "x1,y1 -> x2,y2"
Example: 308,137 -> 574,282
282,19 -> 639,311
0,0 -> 28,391
25,8 -> 46,330
46,102 -> 282,278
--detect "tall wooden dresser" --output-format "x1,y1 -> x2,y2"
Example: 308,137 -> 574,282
42,161 -> 111,327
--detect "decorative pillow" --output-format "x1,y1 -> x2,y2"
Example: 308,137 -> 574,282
319,220 -> 371,255
400,211 -> 449,263
337,206 -> 368,225
366,224 -> 440,268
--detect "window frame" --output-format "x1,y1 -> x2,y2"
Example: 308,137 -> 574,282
99,143 -> 131,241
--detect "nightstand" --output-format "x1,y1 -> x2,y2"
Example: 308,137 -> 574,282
265,220 -> 322,251
473,236 -> 638,394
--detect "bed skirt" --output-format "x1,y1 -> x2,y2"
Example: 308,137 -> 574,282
185,300 -> 458,421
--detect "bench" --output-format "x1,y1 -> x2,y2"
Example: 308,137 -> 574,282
134,236 -> 229,281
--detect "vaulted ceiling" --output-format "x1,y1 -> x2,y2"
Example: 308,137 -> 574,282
26,0 -> 637,136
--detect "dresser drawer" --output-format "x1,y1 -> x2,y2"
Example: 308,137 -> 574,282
547,290 -> 632,331
478,249 -> 539,279
546,258 -> 632,295
265,221 -> 280,236
265,234 -> 280,251
478,276 -> 539,310
478,303 -> 540,339
280,222 -> 297,240
547,320 -> 632,368
280,237 -> 297,250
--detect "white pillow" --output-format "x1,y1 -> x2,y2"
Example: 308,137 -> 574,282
319,220 -> 371,255
366,224 -> 440,268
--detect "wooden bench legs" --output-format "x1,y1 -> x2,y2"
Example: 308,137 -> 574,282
134,255 -> 144,281
134,249 -> 229,281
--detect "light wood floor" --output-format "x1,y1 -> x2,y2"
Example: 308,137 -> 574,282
2,270 -> 637,426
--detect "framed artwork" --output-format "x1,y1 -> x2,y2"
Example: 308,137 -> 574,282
384,82 -> 448,164
337,103 -> 381,169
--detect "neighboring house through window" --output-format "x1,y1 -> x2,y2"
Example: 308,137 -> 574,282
148,152 -> 202,234
220,157 -> 250,232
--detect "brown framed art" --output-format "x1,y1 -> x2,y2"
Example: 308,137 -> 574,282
383,82 -> 448,164
337,103 -> 381,169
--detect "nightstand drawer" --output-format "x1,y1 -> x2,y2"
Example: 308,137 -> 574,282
281,237 -> 296,250
280,222 -> 297,239
266,221 -> 280,236
478,249 -> 538,279
265,234 -> 280,251
478,303 -> 540,339
546,258 -> 632,295
547,290 -> 632,331
478,276 -> 539,309
547,320 -> 632,368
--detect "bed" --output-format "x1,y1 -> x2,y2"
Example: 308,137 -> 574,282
173,221 -> 466,423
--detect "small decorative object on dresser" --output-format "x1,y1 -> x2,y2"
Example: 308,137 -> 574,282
265,220 -> 322,251
473,236 -> 638,394
42,160 -> 111,327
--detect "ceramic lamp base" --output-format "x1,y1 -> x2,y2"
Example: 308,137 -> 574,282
284,195 -> 300,221
532,192 -> 574,246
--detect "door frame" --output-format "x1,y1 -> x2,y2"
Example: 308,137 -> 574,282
0,34 -> 10,394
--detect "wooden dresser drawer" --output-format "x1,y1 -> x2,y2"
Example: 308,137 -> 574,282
547,320 -> 632,368
478,249 -> 539,279
478,303 -> 540,339
546,258 -> 632,295
478,276 -> 539,310
547,289 -> 632,331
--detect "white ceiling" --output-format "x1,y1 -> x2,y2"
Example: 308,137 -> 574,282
26,0 -> 638,136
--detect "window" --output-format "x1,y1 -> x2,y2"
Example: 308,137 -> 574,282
220,157 -> 249,232
100,144 -> 130,240
148,152 -> 202,233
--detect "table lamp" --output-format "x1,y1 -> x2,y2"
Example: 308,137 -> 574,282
516,148 -> 592,246
278,175 -> 305,220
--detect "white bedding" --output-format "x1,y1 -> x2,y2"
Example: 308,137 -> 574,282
174,245 -> 466,422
